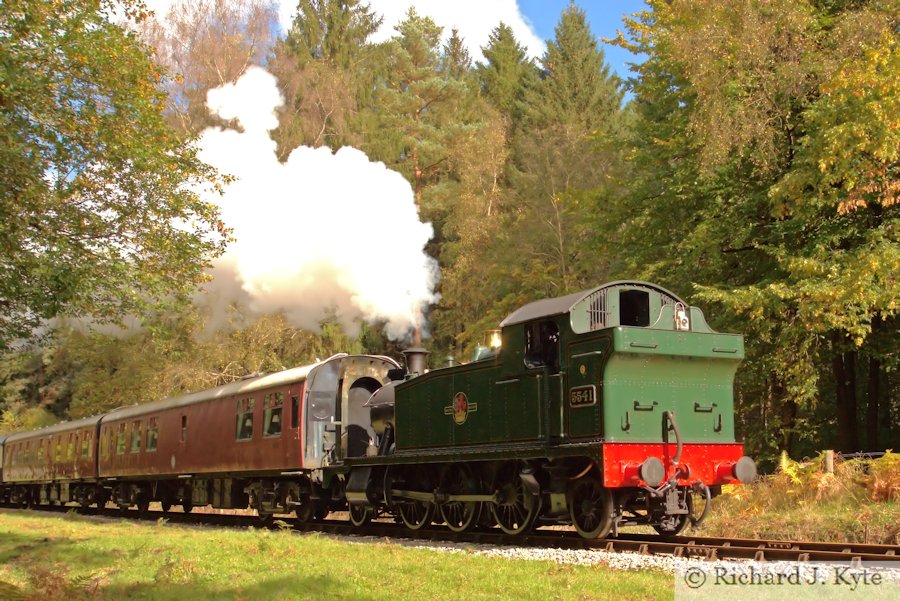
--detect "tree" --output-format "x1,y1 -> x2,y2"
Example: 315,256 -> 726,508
609,0 -> 899,462
270,0 -> 383,154
477,23 -> 537,120
0,0 -> 228,349
506,4 -> 625,297
141,0 -> 280,135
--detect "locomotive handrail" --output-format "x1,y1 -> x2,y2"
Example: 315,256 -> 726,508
663,410 -> 683,467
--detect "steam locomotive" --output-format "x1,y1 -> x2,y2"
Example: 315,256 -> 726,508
0,281 -> 755,538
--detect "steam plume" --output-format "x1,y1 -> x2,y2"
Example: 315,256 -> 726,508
196,67 -> 438,339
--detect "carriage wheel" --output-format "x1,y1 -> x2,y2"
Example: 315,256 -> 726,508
439,464 -> 481,533
348,503 -> 371,527
160,500 -> 173,513
135,495 -> 150,517
490,462 -> 539,535
182,502 -> 193,514
293,488 -> 315,524
314,501 -> 330,521
568,476 -> 613,539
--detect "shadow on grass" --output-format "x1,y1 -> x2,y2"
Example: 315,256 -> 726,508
101,573 -> 377,601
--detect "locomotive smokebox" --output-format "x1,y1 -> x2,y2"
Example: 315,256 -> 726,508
402,347 -> 429,377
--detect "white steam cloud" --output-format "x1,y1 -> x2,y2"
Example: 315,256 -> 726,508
196,66 -> 438,339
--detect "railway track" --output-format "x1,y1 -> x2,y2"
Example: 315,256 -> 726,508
4,503 -> 898,564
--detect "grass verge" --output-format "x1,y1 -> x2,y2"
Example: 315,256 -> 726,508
696,451 -> 899,544
0,510 -> 670,600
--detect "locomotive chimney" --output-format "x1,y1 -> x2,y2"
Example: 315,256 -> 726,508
402,347 -> 430,377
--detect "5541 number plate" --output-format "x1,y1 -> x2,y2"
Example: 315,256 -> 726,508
569,385 -> 596,407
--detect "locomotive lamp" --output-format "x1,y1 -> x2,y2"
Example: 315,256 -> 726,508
486,329 -> 502,349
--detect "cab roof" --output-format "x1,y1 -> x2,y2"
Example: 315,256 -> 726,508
499,281 -> 686,327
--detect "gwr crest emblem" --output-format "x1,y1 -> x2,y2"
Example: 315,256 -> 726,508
444,392 -> 478,425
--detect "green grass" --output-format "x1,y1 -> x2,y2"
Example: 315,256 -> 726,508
0,510 -> 671,600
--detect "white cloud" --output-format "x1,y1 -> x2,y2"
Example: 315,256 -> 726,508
142,0 -> 545,63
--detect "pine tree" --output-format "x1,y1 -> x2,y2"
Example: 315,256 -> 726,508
282,0 -> 382,70
503,4 -> 626,297
477,22 -> 537,121
444,28 -> 472,81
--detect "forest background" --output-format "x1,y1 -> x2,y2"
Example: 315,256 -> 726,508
1,0 -> 897,470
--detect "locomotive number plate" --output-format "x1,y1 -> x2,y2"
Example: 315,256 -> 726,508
569,385 -> 596,408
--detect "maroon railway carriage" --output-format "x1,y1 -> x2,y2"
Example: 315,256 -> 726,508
97,353 -> 399,518
1,416 -> 101,506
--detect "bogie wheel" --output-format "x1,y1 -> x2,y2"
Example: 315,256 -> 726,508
135,496 -> 150,516
567,477 -> 613,539
314,501 -> 330,521
653,514 -> 689,537
439,464 -> 481,533
160,500 -> 172,513
490,462 -> 539,535
182,502 -> 193,514
293,488 -> 314,524
348,503 -> 371,527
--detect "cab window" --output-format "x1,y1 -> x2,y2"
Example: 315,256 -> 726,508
524,320 -> 560,373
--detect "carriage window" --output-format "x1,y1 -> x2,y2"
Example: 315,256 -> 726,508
236,398 -> 255,440
181,415 -> 188,443
291,395 -> 300,429
620,289 -> 651,327
100,430 -> 108,459
81,433 -> 89,459
67,434 -> 75,460
146,417 -> 158,452
54,437 -> 62,462
524,320 -> 561,373
263,393 -> 283,437
116,423 -> 127,455
131,420 -> 142,453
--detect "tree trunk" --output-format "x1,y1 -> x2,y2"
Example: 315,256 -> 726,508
832,337 -> 859,452
773,377 -> 795,455
866,356 -> 881,451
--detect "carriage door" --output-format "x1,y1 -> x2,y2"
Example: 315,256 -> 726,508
565,336 -> 611,439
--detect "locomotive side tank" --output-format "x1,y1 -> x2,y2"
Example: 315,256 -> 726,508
348,281 -> 755,537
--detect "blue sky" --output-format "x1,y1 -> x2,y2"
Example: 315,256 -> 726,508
518,1 -> 647,82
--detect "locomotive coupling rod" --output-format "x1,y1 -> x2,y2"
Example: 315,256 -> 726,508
390,489 -> 437,503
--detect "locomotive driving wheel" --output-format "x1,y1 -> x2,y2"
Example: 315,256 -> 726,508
567,476 -> 613,539
397,466 -> 435,531
490,462 -> 539,535
439,463 -> 481,533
